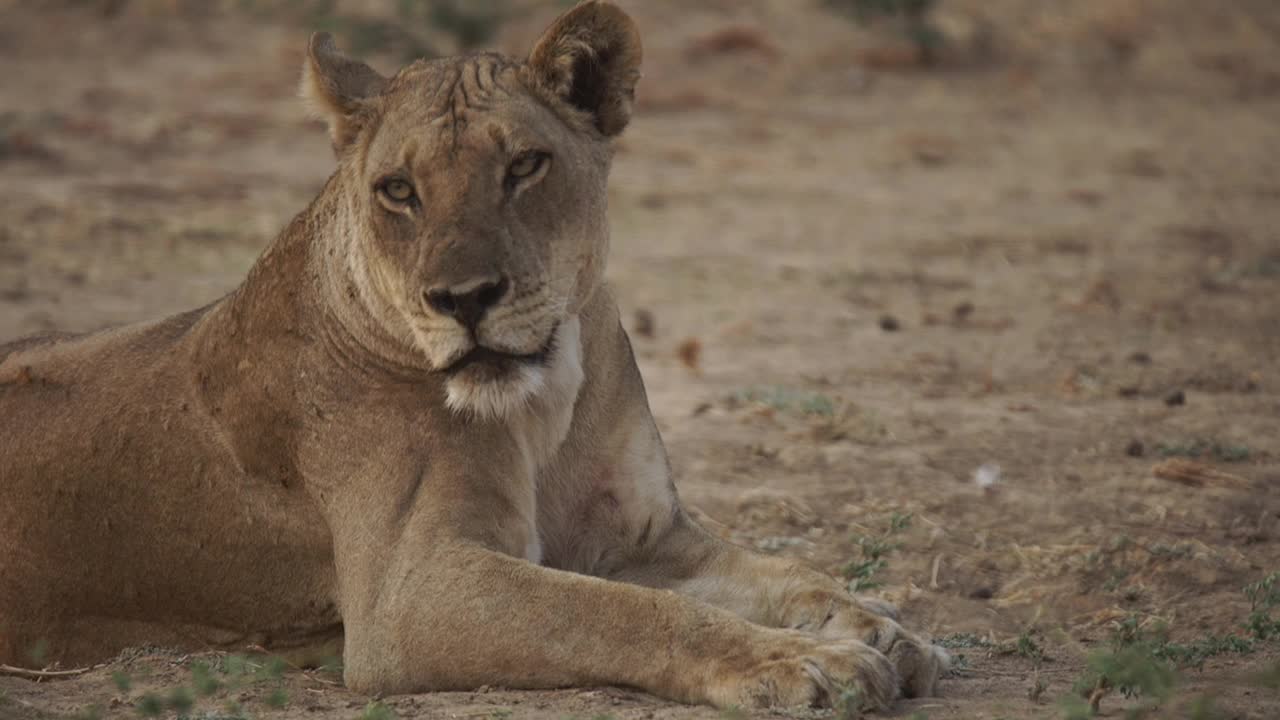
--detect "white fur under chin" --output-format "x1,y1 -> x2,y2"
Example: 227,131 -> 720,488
444,361 -> 547,420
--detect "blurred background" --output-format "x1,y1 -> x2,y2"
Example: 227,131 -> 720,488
1,1 -> 1278,718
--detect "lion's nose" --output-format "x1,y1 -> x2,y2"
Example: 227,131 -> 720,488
424,276 -> 510,331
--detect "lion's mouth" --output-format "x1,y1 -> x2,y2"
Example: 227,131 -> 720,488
442,327 -> 558,377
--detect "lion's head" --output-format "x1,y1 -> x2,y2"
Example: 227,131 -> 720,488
301,1 -> 640,418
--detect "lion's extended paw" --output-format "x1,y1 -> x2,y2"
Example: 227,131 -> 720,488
705,633 -> 898,711
822,611 -> 948,698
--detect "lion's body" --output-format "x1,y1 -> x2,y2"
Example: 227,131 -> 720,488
0,219 -> 337,665
0,2 -> 945,709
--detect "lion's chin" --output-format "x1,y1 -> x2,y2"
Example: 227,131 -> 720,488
443,358 -> 546,420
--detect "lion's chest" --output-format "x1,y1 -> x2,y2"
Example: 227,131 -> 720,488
504,317 -> 584,564
504,317 -> 583,467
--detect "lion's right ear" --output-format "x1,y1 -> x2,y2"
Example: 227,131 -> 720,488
301,32 -> 387,153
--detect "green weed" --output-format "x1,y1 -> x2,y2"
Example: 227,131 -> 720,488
1244,571 -> 1280,640
1154,439 -> 1251,463
733,386 -> 837,417
360,700 -> 397,720
841,514 -> 912,592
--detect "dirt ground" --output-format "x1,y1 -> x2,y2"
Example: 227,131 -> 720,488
2,1 -> 1279,718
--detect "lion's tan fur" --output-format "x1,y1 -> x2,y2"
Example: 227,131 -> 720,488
0,2 -> 944,709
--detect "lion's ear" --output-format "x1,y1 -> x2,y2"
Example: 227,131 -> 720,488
301,32 -> 387,152
527,1 -> 642,137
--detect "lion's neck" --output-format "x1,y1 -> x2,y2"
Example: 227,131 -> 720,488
299,174 -> 440,379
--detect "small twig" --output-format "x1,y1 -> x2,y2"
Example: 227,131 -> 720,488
0,663 -> 100,680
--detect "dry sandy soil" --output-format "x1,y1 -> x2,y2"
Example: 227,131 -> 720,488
2,1 -> 1279,718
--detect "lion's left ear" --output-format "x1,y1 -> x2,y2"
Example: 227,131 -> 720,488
526,1 -> 643,137
301,32 -> 388,153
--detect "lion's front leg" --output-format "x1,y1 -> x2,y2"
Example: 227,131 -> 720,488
607,512 -> 949,698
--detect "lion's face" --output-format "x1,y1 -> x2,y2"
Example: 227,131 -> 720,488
302,2 -> 641,417
349,55 -> 612,414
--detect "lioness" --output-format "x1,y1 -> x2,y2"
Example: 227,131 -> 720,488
0,1 -> 946,710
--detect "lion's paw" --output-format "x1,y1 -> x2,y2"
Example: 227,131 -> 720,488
822,611 -> 949,698
706,633 -> 897,711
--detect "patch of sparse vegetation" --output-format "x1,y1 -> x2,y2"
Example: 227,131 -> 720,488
732,386 -> 837,417
1244,571 -> 1280,640
1154,438 -> 1251,463
108,653 -> 295,719
936,633 -> 994,675
841,513 -> 912,593
937,632 -> 993,650
1005,630 -> 1045,663
360,700 -> 397,720
1062,574 -> 1279,717
112,670 -> 133,692
136,692 -> 165,717
822,0 -> 945,63
1146,541 -> 1193,560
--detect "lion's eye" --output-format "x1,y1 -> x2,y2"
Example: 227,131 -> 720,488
380,179 -> 416,204
506,151 -> 549,186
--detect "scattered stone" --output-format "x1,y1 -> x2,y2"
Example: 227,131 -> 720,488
633,308 -> 655,339
878,314 -> 901,332
675,337 -> 701,373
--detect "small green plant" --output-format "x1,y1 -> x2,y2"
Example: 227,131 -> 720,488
1011,630 -> 1045,662
733,386 -> 837,417
191,662 -> 220,696
361,700 -> 397,720
167,686 -> 195,714
842,513 -> 912,592
265,687 -> 290,709
936,632 -> 992,650
1154,438 -> 1251,463
888,510 -> 913,533
1244,571 -> 1280,640
823,0 -> 945,63
112,670 -> 133,692
136,692 -> 164,717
